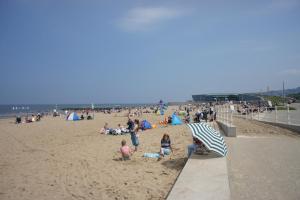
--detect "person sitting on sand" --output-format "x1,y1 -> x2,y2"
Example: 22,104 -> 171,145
36,113 -> 41,121
100,122 -> 109,134
187,137 -> 208,157
15,115 -> 22,124
160,134 -> 173,157
25,116 -> 31,123
120,140 -> 133,160
184,114 -> 190,124
31,115 -> 36,122
167,116 -> 172,124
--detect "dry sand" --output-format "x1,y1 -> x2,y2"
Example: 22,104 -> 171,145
3,107 -> 299,200
0,107 -> 191,200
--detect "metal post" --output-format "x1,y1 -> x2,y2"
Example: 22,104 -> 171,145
251,108 -> 253,120
224,105 -> 226,123
217,105 -> 220,121
275,106 -> 277,123
258,108 -> 260,120
219,106 -> 221,122
225,105 -> 227,123
226,104 -> 229,124
287,104 -> 290,124
216,106 -> 218,121
222,105 -> 224,123
230,110 -> 233,126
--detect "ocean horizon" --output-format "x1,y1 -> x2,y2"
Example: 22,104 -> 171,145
0,103 -> 157,118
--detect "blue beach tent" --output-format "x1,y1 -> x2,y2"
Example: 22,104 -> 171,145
172,113 -> 182,125
141,120 -> 152,130
67,112 -> 80,121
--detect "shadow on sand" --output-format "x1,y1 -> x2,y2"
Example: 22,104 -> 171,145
112,158 -> 123,162
161,157 -> 188,171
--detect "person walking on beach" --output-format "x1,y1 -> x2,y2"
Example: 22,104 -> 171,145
133,119 -> 140,151
127,118 -> 139,151
203,110 -> 208,122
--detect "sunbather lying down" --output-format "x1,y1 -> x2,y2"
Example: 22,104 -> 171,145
100,123 -> 129,135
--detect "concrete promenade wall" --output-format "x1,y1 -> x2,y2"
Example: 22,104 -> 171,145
216,121 -> 236,137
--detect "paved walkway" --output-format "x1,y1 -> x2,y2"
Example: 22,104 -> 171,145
226,135 -> 300,200
167,120 -> 300,200
167,153 -> 230,200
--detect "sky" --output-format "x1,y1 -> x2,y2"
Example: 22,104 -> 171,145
1,0 -> 300,104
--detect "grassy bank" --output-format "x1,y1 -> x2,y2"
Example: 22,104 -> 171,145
276,106 -> 296,111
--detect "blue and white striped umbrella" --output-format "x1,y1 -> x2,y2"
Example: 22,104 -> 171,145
187,123 -> 227,157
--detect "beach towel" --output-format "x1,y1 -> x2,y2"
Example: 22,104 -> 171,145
143,153 -> 160,158
115,129 -> 122,135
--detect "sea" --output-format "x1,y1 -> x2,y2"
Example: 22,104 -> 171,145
0,104 -> 155,118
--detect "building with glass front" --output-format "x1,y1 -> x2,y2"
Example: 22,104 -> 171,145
192,93 -> 261,102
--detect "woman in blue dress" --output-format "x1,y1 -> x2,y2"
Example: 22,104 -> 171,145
127,118 -> 140,151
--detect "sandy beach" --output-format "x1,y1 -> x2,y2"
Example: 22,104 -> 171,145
1,106 -> 300,200
0,106 -> 191,200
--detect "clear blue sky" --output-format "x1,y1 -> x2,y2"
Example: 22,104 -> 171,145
1,0 -> 300,104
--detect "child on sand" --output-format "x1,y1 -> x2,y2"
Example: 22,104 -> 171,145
120,140 -> 133,160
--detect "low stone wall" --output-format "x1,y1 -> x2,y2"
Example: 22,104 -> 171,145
217,121 -> 236,137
